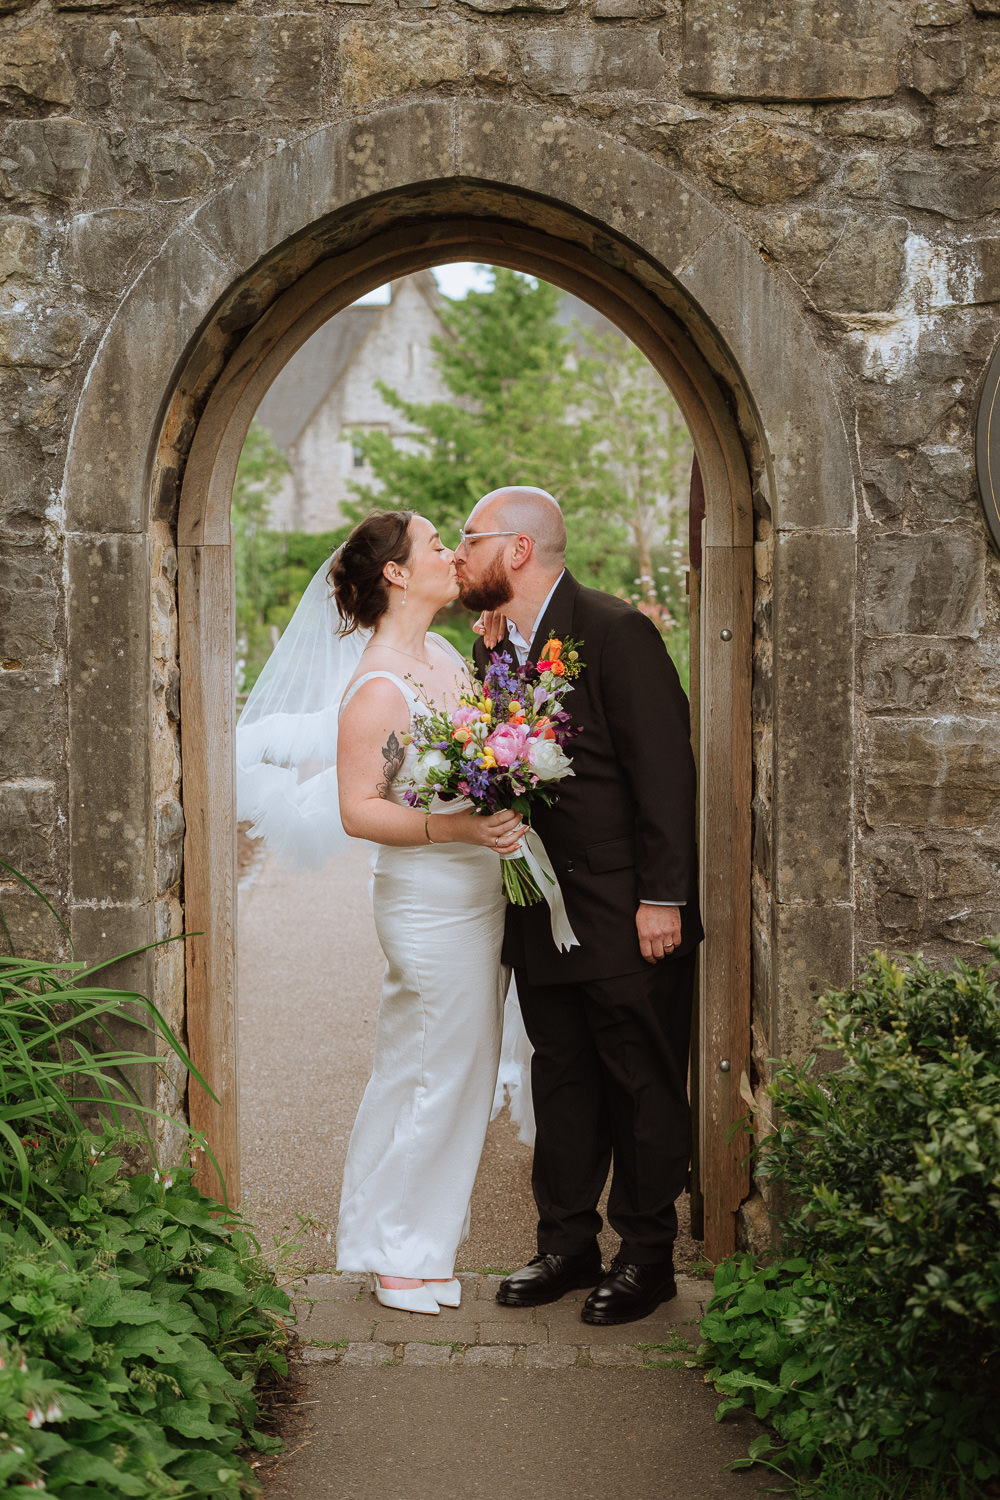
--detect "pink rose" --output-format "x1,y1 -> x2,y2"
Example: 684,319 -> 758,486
485,722 -> 529,768
451,703 -> 481,728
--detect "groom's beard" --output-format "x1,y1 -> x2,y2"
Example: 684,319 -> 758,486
458,555 -> 514,614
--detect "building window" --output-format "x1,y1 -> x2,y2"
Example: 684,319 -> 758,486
352,441 -> 365,470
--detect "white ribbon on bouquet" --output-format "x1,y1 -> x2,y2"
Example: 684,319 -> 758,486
502,828 -> 579,952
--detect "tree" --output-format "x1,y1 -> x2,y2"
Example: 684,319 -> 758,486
350,268 -> 694,680
232,420 -> 343,694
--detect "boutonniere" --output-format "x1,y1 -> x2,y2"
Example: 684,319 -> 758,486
535,633 -> 584,683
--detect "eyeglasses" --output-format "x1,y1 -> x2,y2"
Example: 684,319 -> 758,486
457,529 -> 522,547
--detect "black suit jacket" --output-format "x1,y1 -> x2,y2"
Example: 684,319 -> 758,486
473,571 -> 703,985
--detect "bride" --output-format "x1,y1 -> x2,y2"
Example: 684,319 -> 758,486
237,509 -> 523,1316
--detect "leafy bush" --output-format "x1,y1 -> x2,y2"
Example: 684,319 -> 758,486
0,879 -> 292,1496
701,941 -> 1000,1489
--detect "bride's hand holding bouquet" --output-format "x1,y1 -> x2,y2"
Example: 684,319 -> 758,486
401,636 -> 584,947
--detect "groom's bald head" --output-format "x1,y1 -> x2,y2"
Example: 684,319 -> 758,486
473,486 -> 566,564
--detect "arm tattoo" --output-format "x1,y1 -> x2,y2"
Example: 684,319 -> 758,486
377,731 -> 405,799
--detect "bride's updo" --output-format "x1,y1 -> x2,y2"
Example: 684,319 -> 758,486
329,509 -> 414,635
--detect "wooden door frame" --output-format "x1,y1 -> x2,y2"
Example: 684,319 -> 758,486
177,207 -> 753,1259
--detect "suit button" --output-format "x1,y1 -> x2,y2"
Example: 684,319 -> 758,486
565,861 -> 575,874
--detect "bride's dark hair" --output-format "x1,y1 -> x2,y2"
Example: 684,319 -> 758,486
329,509 -> 414,635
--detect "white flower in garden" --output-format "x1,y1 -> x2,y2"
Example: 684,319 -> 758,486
526,739 -> 572,781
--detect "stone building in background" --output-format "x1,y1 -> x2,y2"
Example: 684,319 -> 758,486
254,270 -> 450,531
253,270 -> 622,531
1,1 -> 999,1252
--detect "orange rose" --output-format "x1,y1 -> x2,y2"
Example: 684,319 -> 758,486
539,638 -> 563,662
545,659 -> 566,676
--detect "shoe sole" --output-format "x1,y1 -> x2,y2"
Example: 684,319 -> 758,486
496,1269 -> 604,1308
579,1283 -> 678,1326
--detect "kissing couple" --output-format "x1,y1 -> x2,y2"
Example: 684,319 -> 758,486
236,486 -> 702,1327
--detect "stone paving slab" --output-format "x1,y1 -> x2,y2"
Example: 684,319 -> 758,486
290,1272 -> 710,1367
259,1365 -> 773,1499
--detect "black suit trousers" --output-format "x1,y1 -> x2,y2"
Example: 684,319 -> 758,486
514,953 -> 695,1265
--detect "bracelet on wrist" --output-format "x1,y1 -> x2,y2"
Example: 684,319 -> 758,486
424,814 -> 433,844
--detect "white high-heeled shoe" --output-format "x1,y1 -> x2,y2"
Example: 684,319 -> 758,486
426,1278 -> 462,1308
371,1276 -> 440,1315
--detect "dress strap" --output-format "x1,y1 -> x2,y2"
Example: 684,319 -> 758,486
339,670 -> 420,719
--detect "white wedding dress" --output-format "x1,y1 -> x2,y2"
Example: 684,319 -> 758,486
335,660 -> 509,1279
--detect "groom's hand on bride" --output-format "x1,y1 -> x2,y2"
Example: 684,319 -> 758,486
472,610 -> 508,650
636,903 -> 682,963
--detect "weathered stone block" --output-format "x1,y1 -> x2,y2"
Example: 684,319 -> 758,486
932,98 -> 998,151
0,549 -> 59,661
65,208 -> 149,294
969,43 -> 1000,97
863,531 -> 985,638
0,420 -> 56,533
771,903 -> 854,1062
156,798 -> 185,895
65,227 -> 231,534
0,24 -> 76,105
908,444 -> 976,521
681,0 -> 901,102
592,0 -> 666,15
0,216 -> 46,282
824,106 -> 921,141
67,536 -> 151,903
861,638 -> 962,711
781,214 -> 907,313
0,119 -> 116,202
0,301 -> 93,370
0,672 -> 66,779
863,717 -> 1000,830
909,35 -> 966,97
147,138 -> 215,200
0,0 -> 35,13
929,849 -> 997,899
518,28 -> 666,96
0,882 -> 69,961
772,531 -> 854,907
68,902 -> 157,991
916,0 -> 967,21
887,155 -> 1000,221
0,782 -> 57,884
679,227 -> 856,530
340,20 -> 467,105
688,121 -> 824,205
462,0 -> 567,10
120,18 -> 325,124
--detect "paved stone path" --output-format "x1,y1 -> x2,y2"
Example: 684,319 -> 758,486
294,1270 -> 710,1371
240,852 -> 770,1498
259,1274 -> 771,1499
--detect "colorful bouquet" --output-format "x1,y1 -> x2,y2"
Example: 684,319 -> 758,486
401,636 -> 585,910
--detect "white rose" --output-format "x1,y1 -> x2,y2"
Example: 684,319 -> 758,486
526,738 -> 572,782
415,748 -> 450,784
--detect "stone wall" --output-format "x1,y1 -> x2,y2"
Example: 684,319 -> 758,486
1,1 -> 999,1183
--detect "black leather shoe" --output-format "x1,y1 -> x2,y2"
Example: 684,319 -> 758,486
580,1257 -> 677,1325
496,1251 -> 604,1308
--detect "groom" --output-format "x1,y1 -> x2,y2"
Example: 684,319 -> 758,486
456,486 -> 702,1326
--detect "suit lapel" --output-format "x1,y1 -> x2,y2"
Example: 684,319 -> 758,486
527,570 -> 579,666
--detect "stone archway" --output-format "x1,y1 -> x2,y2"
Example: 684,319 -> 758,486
62,100 -> 857,1260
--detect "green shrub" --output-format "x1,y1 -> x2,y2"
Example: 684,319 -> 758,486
701,941 -> 1000,1488
0,875 -> 292,1496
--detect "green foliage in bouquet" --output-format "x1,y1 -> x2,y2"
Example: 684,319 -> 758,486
0,871 -> 291,1496
700,941 -> 1000,1491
